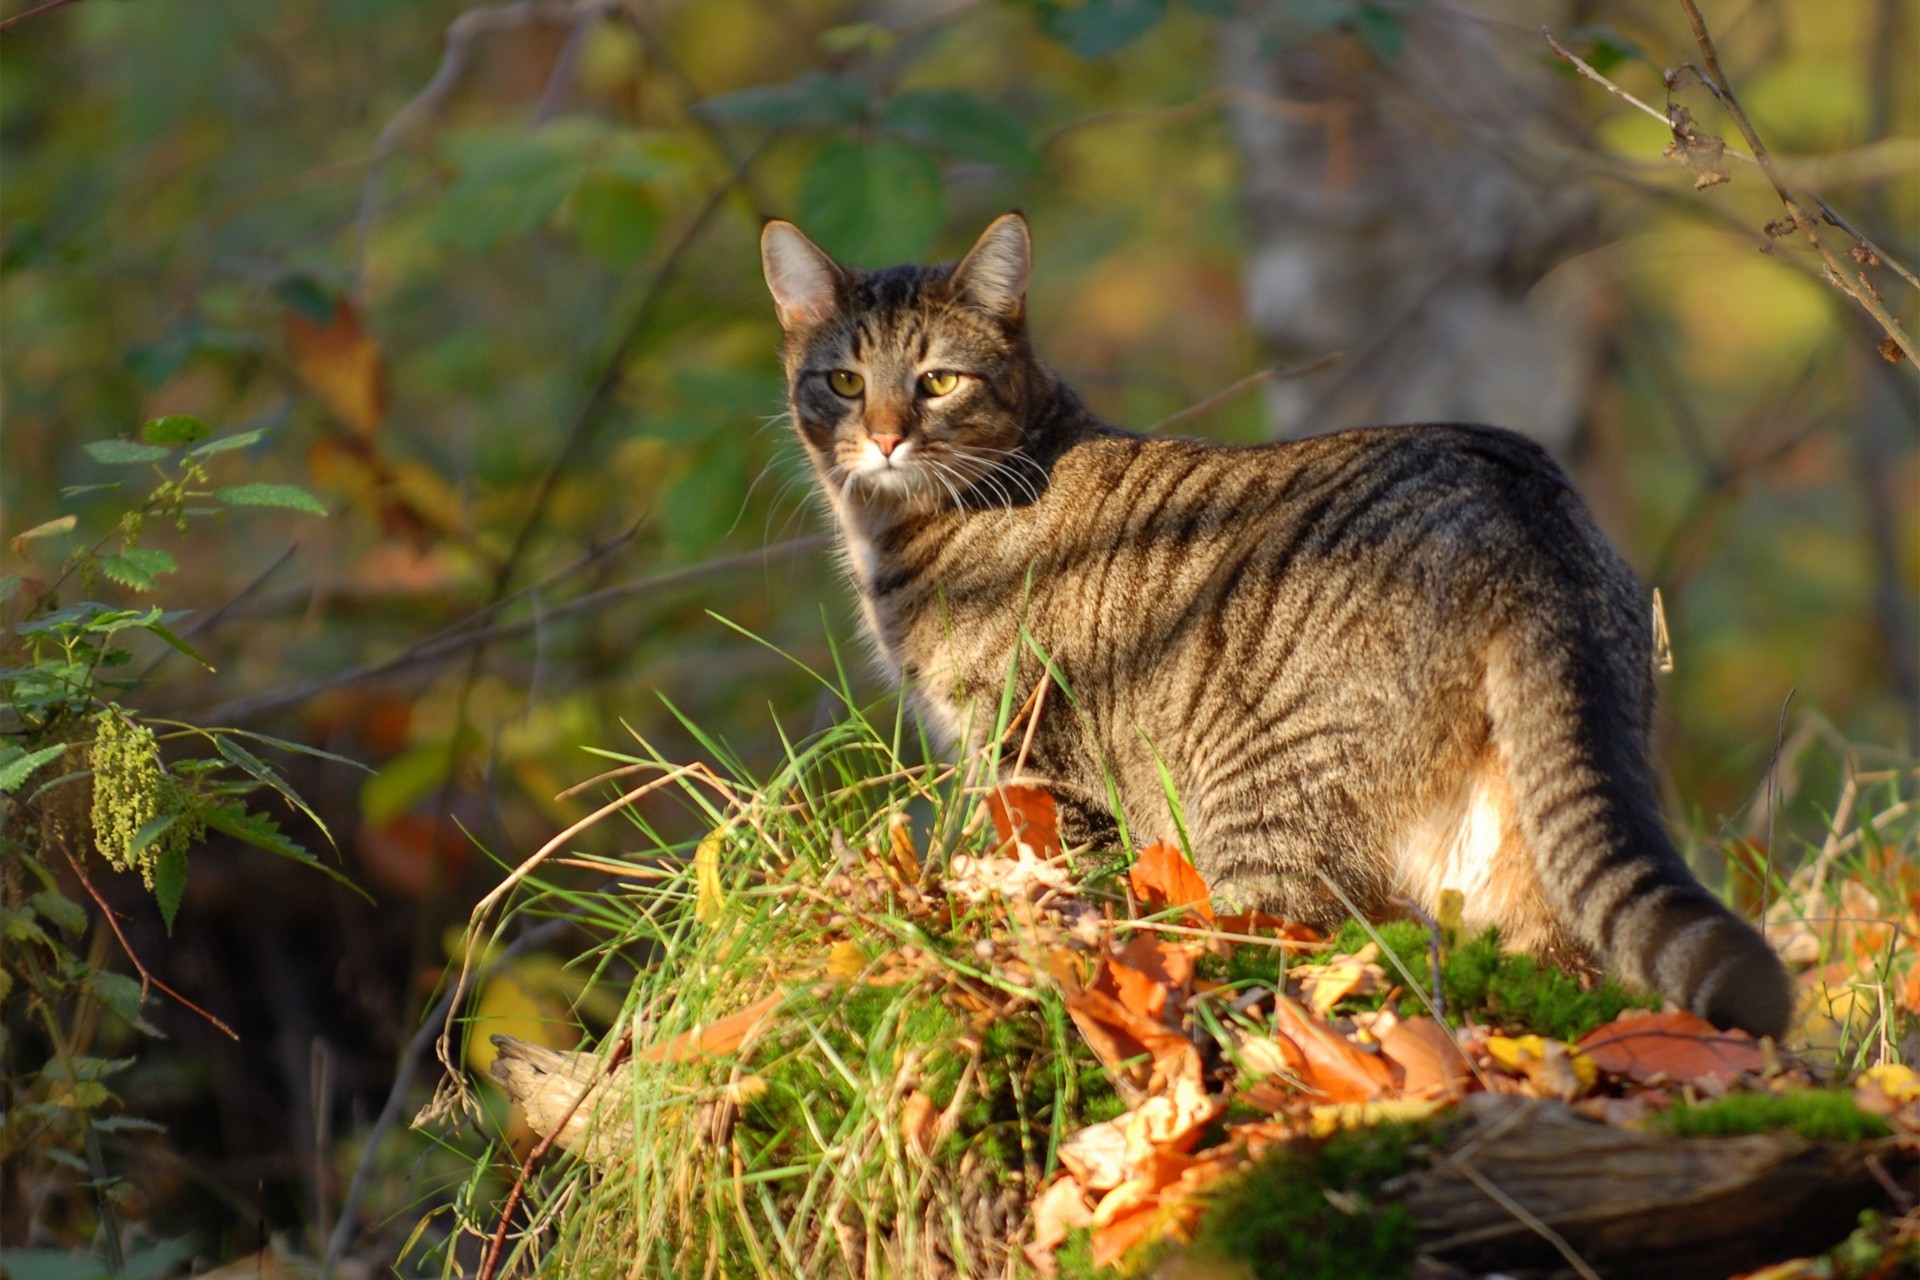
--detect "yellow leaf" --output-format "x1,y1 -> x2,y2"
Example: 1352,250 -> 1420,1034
827,941 -> 869,979
1861,1063 -> 1920,1102
1306,1098 -> 1446,1138
467,965 -> 576,1077
1485,1034 -> 1596,1096
694,827 -> 727,925
1436,888 -> 1465,948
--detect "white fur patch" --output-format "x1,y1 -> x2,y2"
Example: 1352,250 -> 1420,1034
1394,765 -> 1508,922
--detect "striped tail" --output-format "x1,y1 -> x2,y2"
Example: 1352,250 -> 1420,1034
1484,623 -> 1793,1040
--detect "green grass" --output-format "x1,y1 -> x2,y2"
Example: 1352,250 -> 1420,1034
1656,1089 -> 1892,1142
1178,1119 -> 1446,1280
1330,919 -> 1660,1041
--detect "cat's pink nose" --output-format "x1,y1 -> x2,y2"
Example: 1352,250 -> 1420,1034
870,432 -> 904,457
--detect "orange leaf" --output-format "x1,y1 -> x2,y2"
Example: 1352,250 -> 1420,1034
986,784 -> 1061,858
1576,1010 -> 1765,1085
1213,911 -> 1322,944
901,1089 -> 937,1155
1270,996 -> 1395,1102
1379,1016 -> 1474,1099
1129,842 -> 1214,924
1025,1176 -> 1096,1275
1064,985 -> 1196,1092
1100,934 -> 1198,1025
638,994 -> 781,1064
1901,961 -> 1920,1017
285,298 -> 388,436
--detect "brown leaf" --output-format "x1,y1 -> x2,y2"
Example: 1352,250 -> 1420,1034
1270,996 -> 1395,1102
1130,842 -> 1215,924
1101,934 -> 1199,1025
901,1088 -> 937,1156
1212,911 -> 1321,943
986,784 -> 1061,858
285,297 -> 388,435
1064,985 -> 1195,1092
1576,1010 -> 1765,1085
1380,1016 -> 1474,1099
1025,1175 -> 1097,1275
638,993 -> 781,1064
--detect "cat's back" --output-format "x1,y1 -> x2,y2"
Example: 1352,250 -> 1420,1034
1031,421 -> 1621,609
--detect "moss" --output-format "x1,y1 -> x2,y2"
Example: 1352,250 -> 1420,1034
1180,1120 -> 1442,1280
1657,1090 -> 1893,1142
1331,920 -> 1658,1040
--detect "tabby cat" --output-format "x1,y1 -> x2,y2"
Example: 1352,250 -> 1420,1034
760,212 -> 1792,1039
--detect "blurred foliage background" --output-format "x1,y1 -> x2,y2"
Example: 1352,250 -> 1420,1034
1,0 -> 1914,1271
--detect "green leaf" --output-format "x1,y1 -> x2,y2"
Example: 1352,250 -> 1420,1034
99,553 -> 160,592
0,743 -> 70,793
85,439 -> 173,465
128,813 -> 180,861
568,173 -> 662,267
1041,0 -> 1167,57
31,890 -> 88,935
118,547 -> 179,578
0,573 -> 20,602
89,969 -> 158,1034
1565,25 -> 1646,75
359,740 -> 455,827
138,618 -> 215,671
695,70 -> 868,128
219,728 -> 371,773
215,483 -> 327,515
213,734 -> 336,848
188,427 -> 268,457
154,843 -> 187,934
200,802 -> 371,898
881,90 -> 1041,171
797,140 -> 946,267
141,414 -> 212,445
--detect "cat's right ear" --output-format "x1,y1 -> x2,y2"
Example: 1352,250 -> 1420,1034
761,221 -> 841,329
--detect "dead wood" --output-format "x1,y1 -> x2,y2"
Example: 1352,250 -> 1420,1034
1400,1094 -> 1918,1279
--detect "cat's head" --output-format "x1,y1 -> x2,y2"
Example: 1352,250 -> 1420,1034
760,214 -> 1037,512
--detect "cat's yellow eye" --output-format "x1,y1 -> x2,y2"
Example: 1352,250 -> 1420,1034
828,370 -> 865,398
918,370 -> 960,398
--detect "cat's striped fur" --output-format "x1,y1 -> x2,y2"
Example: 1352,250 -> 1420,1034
762,213 -> 1792,1039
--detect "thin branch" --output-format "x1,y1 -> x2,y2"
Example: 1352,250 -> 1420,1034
0,0 -> 84,34
1673,1 -> 1918,368
203,534 -> 829,723
57,836 -> 239,1040
1145,354 -> 1343,434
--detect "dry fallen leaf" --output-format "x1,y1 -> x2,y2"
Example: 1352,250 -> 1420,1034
1484,1034 -> 1596,1101
1290,941 -> 1386,1017
1130,842 -> 1215,924
986,784 -> 1061,858
1270,996 -> 1395,1103
902,1088 -> 938,1155
638,993 -> 781,1065
1576,1010 -> 1765,1085
1380,1016 -> 1474,1099
1306,1097 -> 1447,1138
1025,1175 -> 1097,1275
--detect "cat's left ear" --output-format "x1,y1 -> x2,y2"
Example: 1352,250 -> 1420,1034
950,212 -> 1030,322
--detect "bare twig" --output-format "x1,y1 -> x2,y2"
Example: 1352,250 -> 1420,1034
56,836 -> 239,1040
1544,16 -> 1918,368
1448,1156 -> 1606,1280
0,0 -> 85,34
1675,3 -> 1917,367
476,1028 -> 633,1280
1145,353 -> 1344,434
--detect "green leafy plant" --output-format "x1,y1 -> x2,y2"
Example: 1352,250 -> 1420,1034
1,415 -> 355,1265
